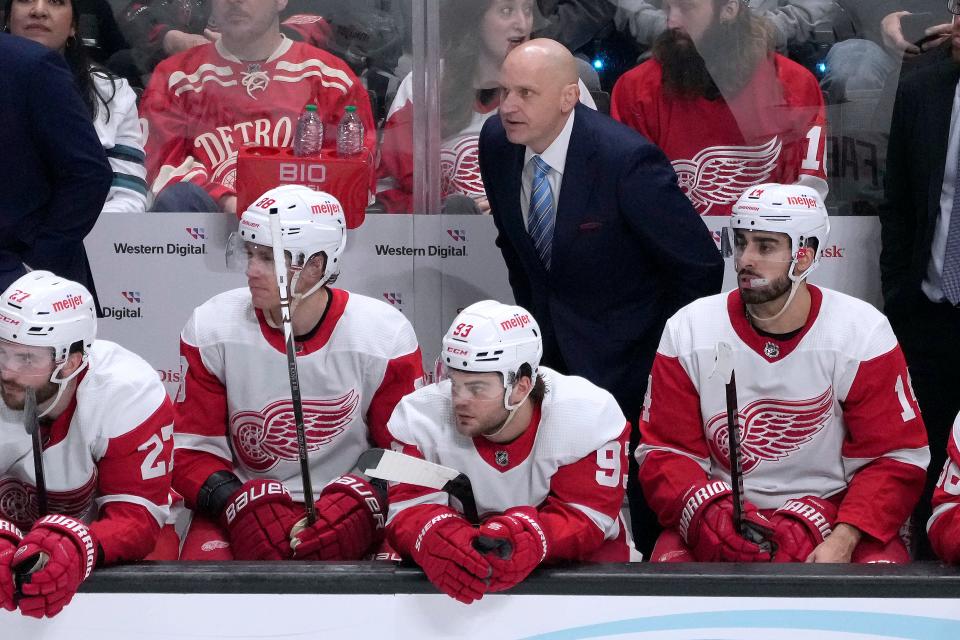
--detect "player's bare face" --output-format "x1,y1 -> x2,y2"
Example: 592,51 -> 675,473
734,230 -> 793,305
448,370 -> 510,437
211,0 -> 280,43
480,0 -> 534,63
8,0 -> 76,53
244,243 -> 284,310
0,342 -> 59,410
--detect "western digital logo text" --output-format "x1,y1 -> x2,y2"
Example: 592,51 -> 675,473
374,244 -> 467,258
113,242 -> 207,256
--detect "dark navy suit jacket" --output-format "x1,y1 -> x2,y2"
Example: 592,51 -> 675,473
480,103 -> 724,422
0,33 -> 111,295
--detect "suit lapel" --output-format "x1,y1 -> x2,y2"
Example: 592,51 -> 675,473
926,58 -> 960,227
553,105 -> 597,259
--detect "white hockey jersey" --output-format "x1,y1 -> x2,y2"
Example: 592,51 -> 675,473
0,340 -> 173,564
173,287 -> 424,506
637,286 -> 929,544
386,367 -> 629,562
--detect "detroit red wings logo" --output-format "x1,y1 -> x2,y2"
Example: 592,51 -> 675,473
230,391 -> 360,472
0,475 -> 98,531
440,135 -> 485,198
705,387 -> 834,474
672,137 -> 781,215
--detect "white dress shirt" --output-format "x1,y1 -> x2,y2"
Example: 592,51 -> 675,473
923,77 -> 960,303
520,108 -> 576,229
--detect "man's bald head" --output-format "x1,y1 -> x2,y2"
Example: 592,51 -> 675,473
499,39 -> 581,153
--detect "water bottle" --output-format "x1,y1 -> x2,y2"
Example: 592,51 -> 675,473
293,104 -> 323,157
336,105 -> 365,157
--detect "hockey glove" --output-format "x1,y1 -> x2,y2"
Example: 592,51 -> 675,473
410,508 -> 492,604
679,479 -> 773,562
220,479 -> 302,561
290,474 -> 387,560
930,506 -> 960,565
770,495 -> 838,563
478,507 -> 548,592
14,515 -> 98,618
0,519 -> 23,612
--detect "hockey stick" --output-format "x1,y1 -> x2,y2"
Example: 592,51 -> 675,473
269,207 -> 316,526
710,343 -> 771,550
15,388 -> 49,596
356,449 -> 510,558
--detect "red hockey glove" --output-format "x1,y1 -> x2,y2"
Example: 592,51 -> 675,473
410,509 -> 492,604
14,515 -> 98,618
770,496 -> 838,563
930,506 -> 960,565
0,519 -> 24,612
220,479 -> 302,560
290,474 -> 387,560
678,479 -> 773,562
478,507 -> 548,592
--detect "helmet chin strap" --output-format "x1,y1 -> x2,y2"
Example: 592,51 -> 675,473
744,256 -> 813,324
483,382 -> 534,441
264,268 -> 331,330
38,357 -> 88,419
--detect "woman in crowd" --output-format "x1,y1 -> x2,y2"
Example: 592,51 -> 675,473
378,0 -> 595,214
5,0 -> 147,214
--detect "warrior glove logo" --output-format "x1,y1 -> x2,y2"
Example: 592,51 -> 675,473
230,391 -> 360,472
705,387 -> 834,474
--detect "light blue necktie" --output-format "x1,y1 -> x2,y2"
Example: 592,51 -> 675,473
943,150 -> 960,305
527,155 -> 555,270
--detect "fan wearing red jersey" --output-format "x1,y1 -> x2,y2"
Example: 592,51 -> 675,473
385,301 -> 630,604
0,272 -> 174,618
173,185 -> 423,561
140,0 -> 375,214
638,183 -> 929,563
928,412 -> 960,564
611,0 -> 827,216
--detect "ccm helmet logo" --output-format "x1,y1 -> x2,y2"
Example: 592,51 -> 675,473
787,195 -> 818,208
279,163 -> 327,185
0,312 -> 20,327
52,294 -> 84,313
446,346 -> 469,356
499,313 -> 531,332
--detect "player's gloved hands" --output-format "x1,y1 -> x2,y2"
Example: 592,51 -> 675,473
478,506 -> 548,592
220,479 -> 303,560
0,519 -> 24,612
770,495 -> 837,563
679,479 -> 773,562
290,474 -> 387,560
14,515 -> 98,618
411,509 -> 492,604
929,505 -> 960,565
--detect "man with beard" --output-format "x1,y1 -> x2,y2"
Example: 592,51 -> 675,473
385,301 -> 630,604
637,183 -> 929,563
140,0 -> 375,214
610,0 -> 827,216
0,271 -> 174,618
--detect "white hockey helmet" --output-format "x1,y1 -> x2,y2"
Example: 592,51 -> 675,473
728,183 -> 830,283
442,300 -> 542,409
0,271 -> 96,363
237,185 -> 347,285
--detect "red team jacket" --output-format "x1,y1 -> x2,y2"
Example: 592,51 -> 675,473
0,341 -> 174,564
611,54 -> 827,216
638,287 -> 929,545
141,37 -> 376,204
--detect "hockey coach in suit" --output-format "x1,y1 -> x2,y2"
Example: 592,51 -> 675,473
479,38 -> 723,554
0,32 -> 110,296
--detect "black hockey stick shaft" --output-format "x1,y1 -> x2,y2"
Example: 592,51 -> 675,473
725,371 -> 745,534
25,388 -> 47,516
269,207 -> 316,525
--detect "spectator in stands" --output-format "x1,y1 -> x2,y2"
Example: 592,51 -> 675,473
140,0 -> 375,214
534,0 -> 617,55
6,0 -> 147,214
611,0 -> 827,216
0,29 -> 110,295
879,6 -> 960,558
609,0 -> 834,52
821,2 -> 953,103
378,0 -> 596,214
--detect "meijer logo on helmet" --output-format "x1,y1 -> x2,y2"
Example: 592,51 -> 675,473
51,294 -> 84,313
311,201 -> 342,215
500,313 -> 531,332
786,195 -> 818,208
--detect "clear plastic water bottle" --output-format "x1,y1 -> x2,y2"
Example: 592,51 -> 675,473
336,105 -> 365,157
293,104 -> 323,157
